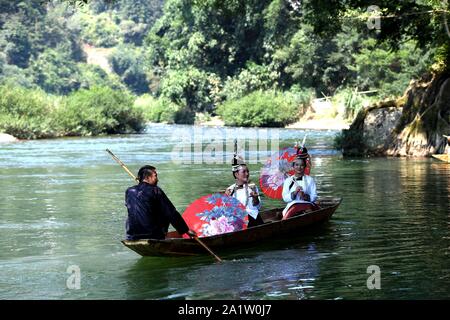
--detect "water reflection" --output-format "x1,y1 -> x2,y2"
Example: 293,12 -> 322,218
122,224 -> 338,300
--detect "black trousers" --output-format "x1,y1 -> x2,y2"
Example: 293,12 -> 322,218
248,214 -> 265,228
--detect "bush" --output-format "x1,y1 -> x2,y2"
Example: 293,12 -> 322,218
0,85 -> 146,139
0,84 -> 56,139
285,86 -> 315,116
55,86 -> 145,136
333,88 -> 367,120
134,94 -> 195,124
217,90 -> 299,127
222,62 -> 278,100
159,68 -> 221,114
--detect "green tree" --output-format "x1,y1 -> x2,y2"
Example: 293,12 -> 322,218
30,48 -> 82,95
109,45 -> 150,94
303,0 -> 450,65
159,67 -> 221,116
147,0 -> 279,77
0,16 -> 32,67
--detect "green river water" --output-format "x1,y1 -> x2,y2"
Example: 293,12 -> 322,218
0,124 -> 448,299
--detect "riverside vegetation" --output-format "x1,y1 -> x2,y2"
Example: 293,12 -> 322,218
0,0 -> 447,152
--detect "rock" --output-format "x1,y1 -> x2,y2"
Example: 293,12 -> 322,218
363,107 -> 402,154
387,75 -> 450,157
0,133 -> 19,143
341,71 -> 450,157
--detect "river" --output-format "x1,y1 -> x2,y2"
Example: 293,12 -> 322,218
0,124 -> 448,299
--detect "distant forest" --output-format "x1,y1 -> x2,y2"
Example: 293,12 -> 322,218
0,0 -> 448,137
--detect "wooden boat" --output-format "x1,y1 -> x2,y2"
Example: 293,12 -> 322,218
122,197 -> 342,257
431,154 -> 449,162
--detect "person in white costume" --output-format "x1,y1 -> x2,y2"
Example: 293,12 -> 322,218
225,155 -> 264,228
282,157 -> 318,217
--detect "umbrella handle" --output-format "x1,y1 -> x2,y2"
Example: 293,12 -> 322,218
192,236 -> 223,263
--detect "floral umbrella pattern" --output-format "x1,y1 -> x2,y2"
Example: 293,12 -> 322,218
259,147 -> 298,199
182,193 -> 248,237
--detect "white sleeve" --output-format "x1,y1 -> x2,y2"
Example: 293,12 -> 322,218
248,185 -> 262,210
282,178 -> 294,203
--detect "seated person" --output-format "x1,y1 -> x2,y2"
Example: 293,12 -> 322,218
125,165 -> 196,240
281,157 -> 318,219
225,155 -> 264,228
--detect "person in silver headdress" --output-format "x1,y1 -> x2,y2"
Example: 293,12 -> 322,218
225,154 -> 265,228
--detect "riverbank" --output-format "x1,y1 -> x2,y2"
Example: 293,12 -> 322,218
198,116 -> 350,130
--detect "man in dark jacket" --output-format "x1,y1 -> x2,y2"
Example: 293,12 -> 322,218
125,165 -> 196,240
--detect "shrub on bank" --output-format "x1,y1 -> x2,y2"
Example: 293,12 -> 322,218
134,94 -> 181,123
0,84 -> 56,139
333,88 -> 368,120
55,86 -> 145,136
217,90 -> 299,127
285,86 -> 315,116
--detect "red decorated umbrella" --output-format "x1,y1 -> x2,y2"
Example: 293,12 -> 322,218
259,147 -> 298,199
182,193 -> 248,238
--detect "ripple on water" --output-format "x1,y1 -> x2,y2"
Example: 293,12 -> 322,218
1,126 -> 449,299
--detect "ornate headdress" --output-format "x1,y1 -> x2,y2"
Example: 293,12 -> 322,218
232,139 -> 246,172
294,135 -> 309,159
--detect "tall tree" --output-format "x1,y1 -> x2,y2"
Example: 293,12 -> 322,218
303,0 -> 450,64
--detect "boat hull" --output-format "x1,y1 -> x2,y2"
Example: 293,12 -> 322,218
122,197 -> 342,257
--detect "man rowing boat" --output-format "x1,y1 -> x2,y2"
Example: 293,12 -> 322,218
125,165 -> 196,240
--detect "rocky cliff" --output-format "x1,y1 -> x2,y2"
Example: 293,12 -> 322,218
339,71 -> 450,157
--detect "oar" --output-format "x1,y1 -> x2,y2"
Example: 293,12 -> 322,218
106,149 -> 139,183
105,149 -> 223,263
192,236 -> 222,262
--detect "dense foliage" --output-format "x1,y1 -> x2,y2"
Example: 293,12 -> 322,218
0,0 -> 447,137
218,91 -> 299,127
0,84 -> 145,138
0,84 -> 55,139
56,86 -> 145,136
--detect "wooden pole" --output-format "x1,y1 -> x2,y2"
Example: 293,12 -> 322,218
106,149 -> 139,183
192,237 -> 222,262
